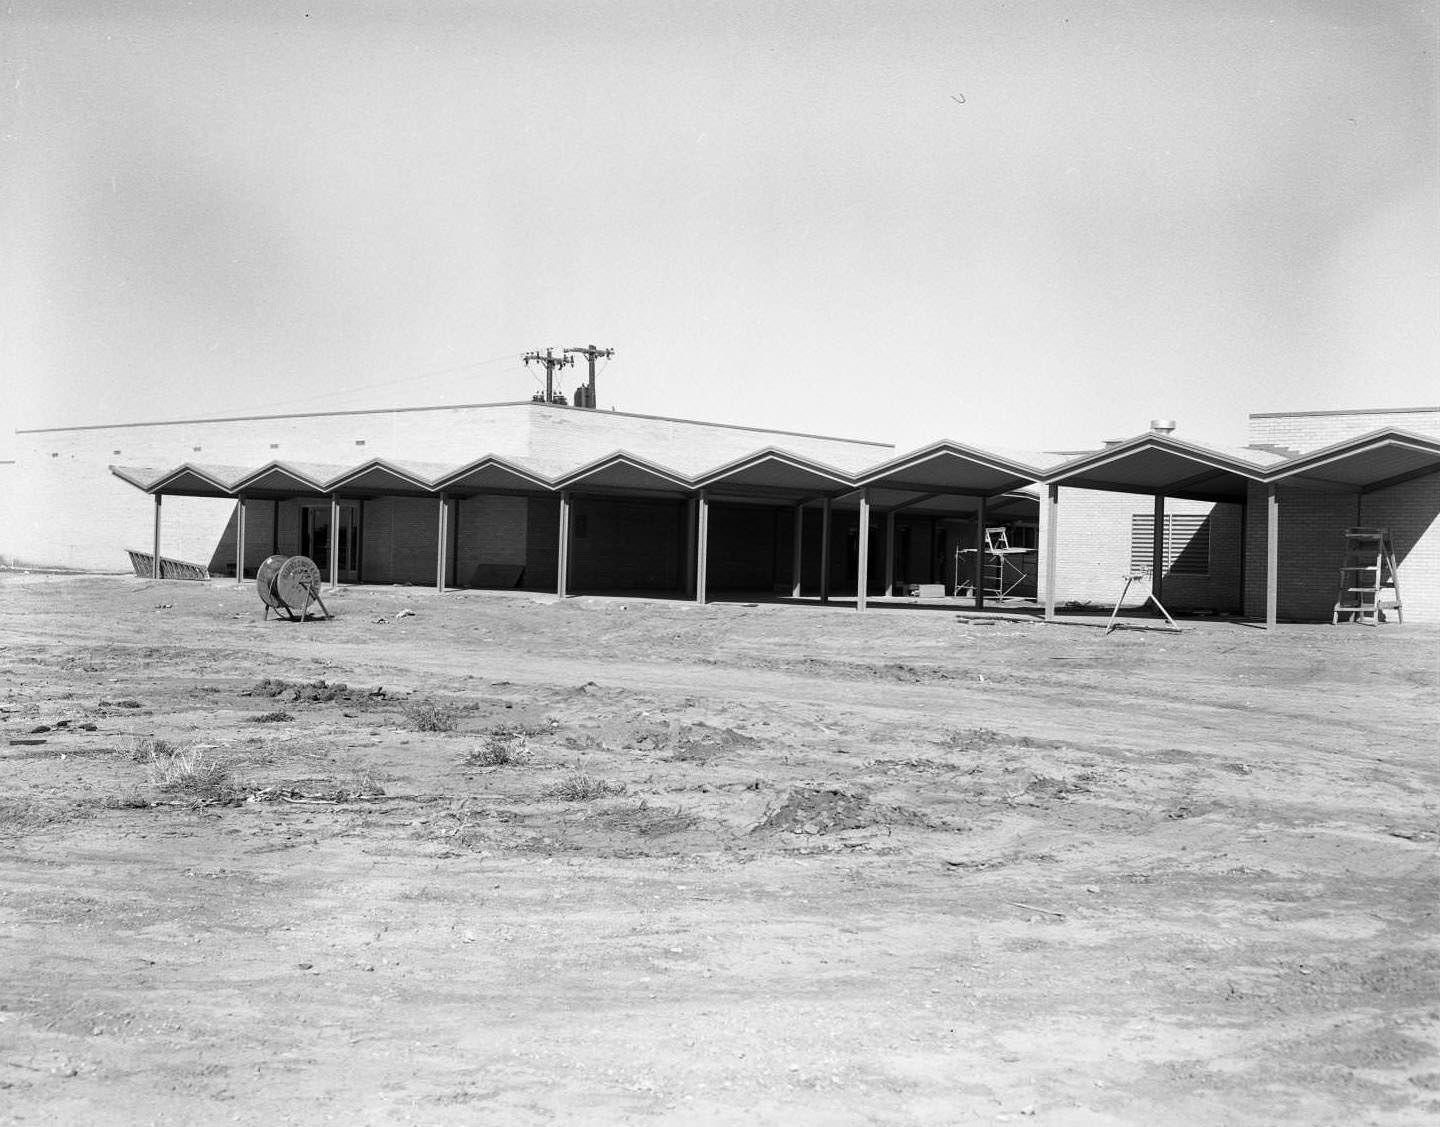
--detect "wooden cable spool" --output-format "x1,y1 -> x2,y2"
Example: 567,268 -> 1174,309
257,555 -> 330,621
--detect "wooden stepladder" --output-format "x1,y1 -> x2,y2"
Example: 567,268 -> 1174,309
1333,527 -> 1403,626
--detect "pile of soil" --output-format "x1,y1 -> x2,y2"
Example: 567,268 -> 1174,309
755,786 -> 882,835
241,678 -> 374,703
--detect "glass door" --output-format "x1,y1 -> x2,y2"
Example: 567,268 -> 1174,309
301,503 -> 361,583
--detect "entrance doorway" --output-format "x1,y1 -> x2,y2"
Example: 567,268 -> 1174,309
301,502 -> 361,583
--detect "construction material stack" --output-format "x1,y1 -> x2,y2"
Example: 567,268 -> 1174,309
1333,527 -> 1403,625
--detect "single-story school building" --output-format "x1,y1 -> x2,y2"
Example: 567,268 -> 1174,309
2,401 -> 1437,625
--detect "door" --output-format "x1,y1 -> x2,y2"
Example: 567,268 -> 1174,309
301,502 -> 361,583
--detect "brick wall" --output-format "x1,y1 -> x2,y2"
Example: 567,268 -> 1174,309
455,495 -> 528,587
705,503 -> 782,591
571,497 -> 685,592
1039,488 -> 1243,612
1361,478 -> 1440,622
1238,406 -> 1440,623
524,497 -> 560,592
1249,407 -> 1440,451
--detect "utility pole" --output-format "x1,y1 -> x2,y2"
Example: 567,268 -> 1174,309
523,348 -> 573,404
563,344 -> 614,409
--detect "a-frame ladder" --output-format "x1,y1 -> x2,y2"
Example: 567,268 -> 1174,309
1333,527 -> 1403,626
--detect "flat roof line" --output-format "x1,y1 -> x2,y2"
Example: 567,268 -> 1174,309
14,400 -> 893,450
1249,406 -> 1440,420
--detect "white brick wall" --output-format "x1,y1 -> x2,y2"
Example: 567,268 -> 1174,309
1249,407 -> 1440,452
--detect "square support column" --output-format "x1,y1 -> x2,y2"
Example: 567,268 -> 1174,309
856,489 -> 871,612
557,491 -> 572,599
819,497 -> 832,603
235,497 -> 247,584
1265,484 -> 1279,629
152,494 -> 162,579
328,495 -> 341,589
1151,494 -> 1166,610
883,511 -> 895,597
791,503 -> 804,599
435,492 -> 449,594
973,497 -> 988,609
695,490 -> 710,605
1043,483 -> 1059,622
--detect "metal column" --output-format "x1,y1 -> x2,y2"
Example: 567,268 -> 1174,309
435,492 -> 449,594
152,494 -> 162,579
1043,483 -> 1059,622
557,492 -> 572,599
1265,484 -> 1279,629
1151,494 -> 1166,610
696,490 -> 710,605
328,494 -> 340,589
235,497 -> 247,584
856,489 -> 871,612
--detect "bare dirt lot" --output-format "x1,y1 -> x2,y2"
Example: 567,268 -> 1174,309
1,574 -> 1437,1126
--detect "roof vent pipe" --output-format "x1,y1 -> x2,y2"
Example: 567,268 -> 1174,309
1150,418 -> 1176,435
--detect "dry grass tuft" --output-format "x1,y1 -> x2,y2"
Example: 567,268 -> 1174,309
543,772 -> 626,802
466,726 -> 532,767
142,743 -> 243,804
403,700 -> 457,732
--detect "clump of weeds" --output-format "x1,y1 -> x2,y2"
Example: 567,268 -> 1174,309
247,710 -> 293,724
142,743 -> 245,805
466,726 -> 533,767
129,735 -> 178,763
542,772 -> 626,801
403,700 -> 458,733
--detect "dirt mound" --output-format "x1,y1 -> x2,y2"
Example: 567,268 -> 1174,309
672,722 -> 758,761
241,678 -> 377,703
755,786 -> 893,835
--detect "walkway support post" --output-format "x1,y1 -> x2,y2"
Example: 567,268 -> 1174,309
152,494 -> 162,579
819,498 -> 832,603
696,490 -> 710,605
1266,484 -> 1279,629
791,503 -> 804,598
235,497 -> 247,584
328,495 -> 340,590
1043,484 -> 1059,622
435,492 -> 449,593
974,496 -> 987,609
856,489 -> 871,612
1151,494 -> 1166,610
557,492 -> 572,599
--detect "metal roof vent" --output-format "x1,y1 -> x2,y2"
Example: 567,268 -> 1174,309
1150,418 -> 1176,435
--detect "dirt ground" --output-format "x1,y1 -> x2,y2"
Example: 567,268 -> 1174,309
0,574 -> 1436,1126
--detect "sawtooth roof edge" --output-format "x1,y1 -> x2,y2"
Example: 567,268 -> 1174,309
692,446 -> 857,488
855,438 -> 1051,484
551,449 -> 697,489
1263,427 -> 1440,480
1042,432 -> 1277,482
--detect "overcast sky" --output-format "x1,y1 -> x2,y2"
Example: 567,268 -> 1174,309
3,0 -> 1436,462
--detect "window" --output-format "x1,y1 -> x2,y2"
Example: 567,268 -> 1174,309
1130,514 -> 1210,576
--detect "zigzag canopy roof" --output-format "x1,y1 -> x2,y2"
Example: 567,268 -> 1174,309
109,430 -> 1439,504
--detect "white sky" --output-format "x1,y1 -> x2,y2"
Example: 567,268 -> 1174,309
2,0 -> 1436,462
